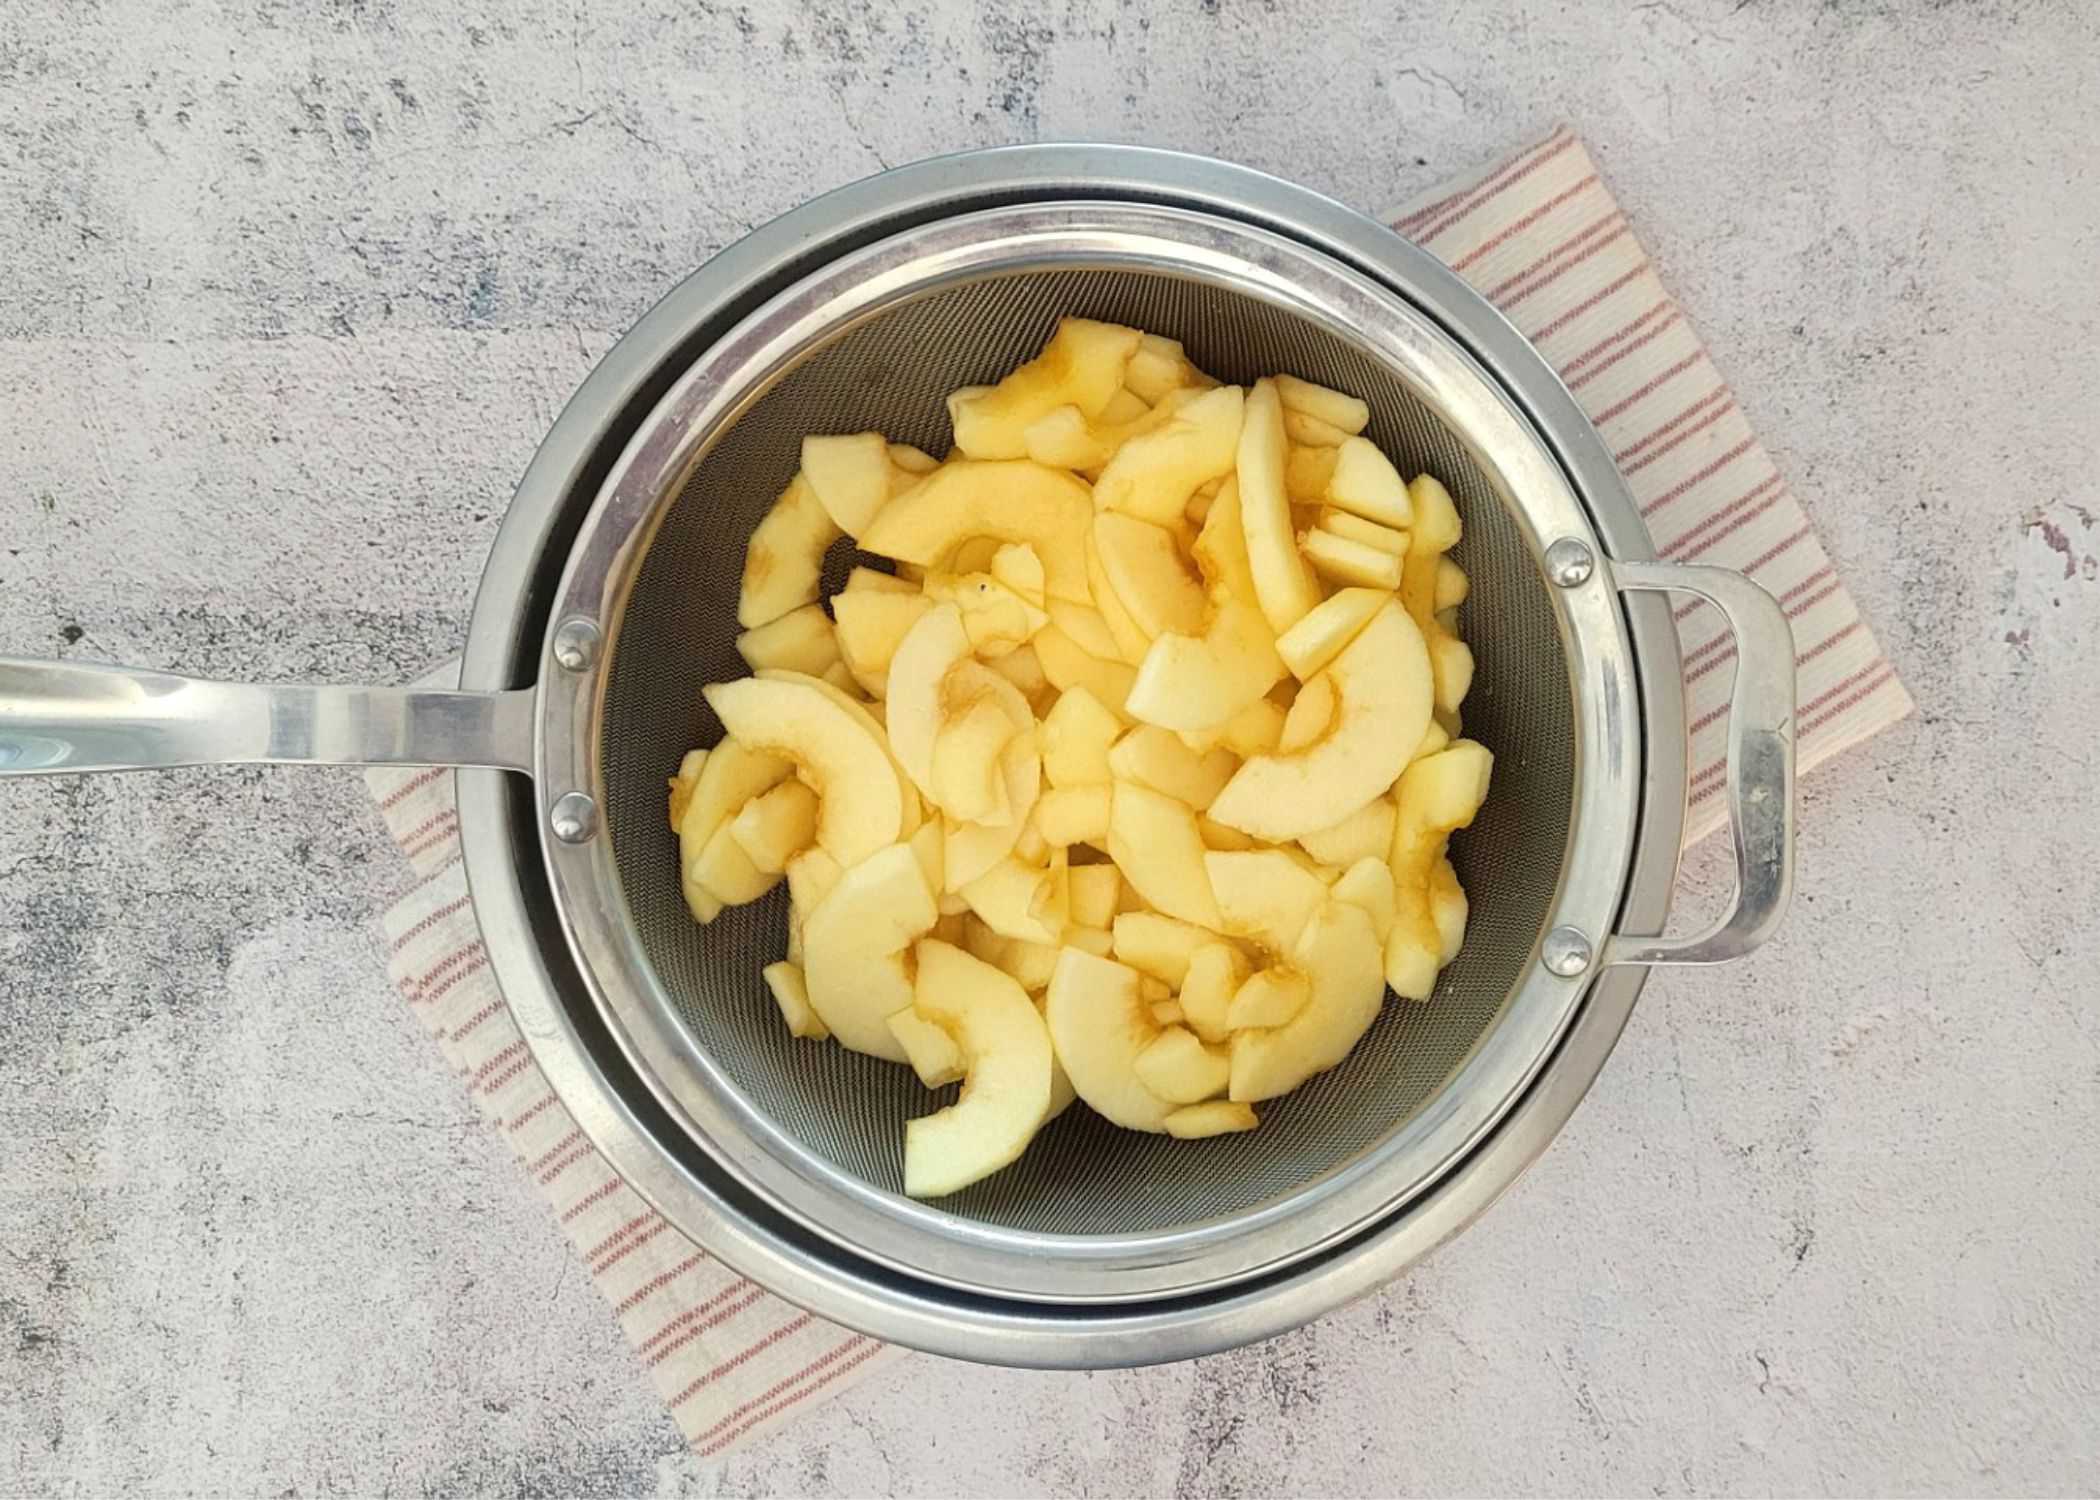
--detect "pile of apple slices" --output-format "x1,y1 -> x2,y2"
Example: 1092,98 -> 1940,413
665,318 -> 1495,1199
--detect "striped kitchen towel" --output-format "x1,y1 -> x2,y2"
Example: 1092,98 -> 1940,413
361,125 -> 1909,1459
1388,126 -> 1912,838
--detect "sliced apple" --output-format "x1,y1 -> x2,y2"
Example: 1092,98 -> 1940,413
1125,600 -> 1286,733
1323,435 -> 1414,529
739,474 -> 842,629
1110,910 -> 1221,989
667,747 -> 708,831
1197,815 -> 1258,852
1228,898 -> 1386,1102
1091,384 -> 1245,525
692,821 -> 779,906
948,318 -> 1143,460
1273,374 -> 1370,435
1429,856 -> 1469,962
765,668 -> 925,840
762,960 -> 828,1040
1024,385 -> 1200,473
1330,855 -> 1398,943
703,675 -> 905,866
831,590 -> 935,699
1034,685 -> 1118,787
1133,1025 -> 1231,1104
987,642 -> 1050,705
1124,332 -> 1214,405
930,692 -> 1018,824
1284,445 -> 1340,505
1207,600 -> 1433,840
958,855 -> 1065,945
801,841 -> 937,1061
1188,696 -> 1286,760
1178,940 -> 1250,1044
922,568 -> 1049,658
677,739 -> 794,923
1435,557 -> 1469,610
1303,528 -> 1405,590
858,460 -> 1094,604
1226,966 -> 1312,1031
801,431 -> 898,538
1107,725 -> 1237,811
1316,508 -> 1407,558
904,939 -> 1055,1198
1032,626 -> 1137,718
1274,586 -> 1390,681
736,603 -> 840,677
1108,781 -> 1223,929
1164,1101 -> 1258,1138
1203,848 -> 1330,957
728,778 -> 820,874
1281,407 -> 1350,448
1299,795 -> 1397,868
1277,672 -> 1337,755
1237,378 -> 1323,635
883,605 -> 970,797
1034,783 -> 1111,847
1044,600 -> 1125,663
1066,864 -> 1122,930
888,1004 -> 965,1088
1085,531 -> 1154,663
1386,739 -> 1494,1000
1093,512 -> 1208,639
1043,947 -> 1175,1132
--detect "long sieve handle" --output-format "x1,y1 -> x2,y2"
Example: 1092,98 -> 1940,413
0,658 -> 536,776
1605,561 -> 1796,967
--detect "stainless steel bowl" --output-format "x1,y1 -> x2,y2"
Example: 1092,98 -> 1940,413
0,144 -> 1793,1364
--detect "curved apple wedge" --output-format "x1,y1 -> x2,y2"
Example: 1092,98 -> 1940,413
903,939 -> 1055,1198
1126,599 -> 1285,733
802,842 -> 938,1062
858,460 -> 1094,604
1206,600 -> 1433,841
703,675 -> 905,866
1044,946 -> 1176,1133
1228,899 -> 1386,1102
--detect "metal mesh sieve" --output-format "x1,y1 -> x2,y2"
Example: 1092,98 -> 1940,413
595,265 -> 1573,1241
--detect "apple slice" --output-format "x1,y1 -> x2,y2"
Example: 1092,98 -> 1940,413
1125,600 -> 1286,733
1331,855 -> 1398,942
1032,626 -> 1137,718
1278,673 -> 1336,754
1273,374 -> 1370,435
703,675 -> 905,866
1133,1025 -> 1231,1104
1274,586 -> 1390,681
1303,528 -> 1405,590
736,603 -> 840,677
1177,940 -> 1249,1044
1282,407 -> 1350,447
1228,898 -> 1386,1102
1091,384 -> 1245,525
929,693 -> 1018,825
802,841 -> 937,1061
958,855 -> 1065,945
987,642 -> 1050,705
1386,739 -> 1494,1000
676,740 -> 794,923
1237,378 -> 1324,635
1164,1101 -> 1258,1138
739,474 -> 842,629
1206,600 -> 1433,840
1285,446 -> 1340,505
1037,685 -> 1120,787
831,591 -> 936,699
1226,967 -> 1312,1030
1435,557 -> 1469,610
764,668 -> 925,841
1034,784 -> 1111,847
1085,532 -> 1154,663
1124,333 -> 1215,404
1429,857 -> 1468,962
1093,512 -> 1208,639
1203,848 -> 1330,957
1024,386 -> 1201,473
1067,864 -> 1122,930
692,820 -> 780,906
859,460 -> 1094,604
1299,795 -> 1397,868
667,748 -> 707,831
1317,508 -> 1408,557
1110,910 -> 1221,989
1045,600 -> 1126,663
727,778 -> 820,874
1151,999 -> 1186,1028
1107,725 -> 1237,811
948,318 -> 1143,460
922,568 -> 1049,658
888,1004 -> 965,1088
1043,947 -> 1175,1132
884,605 -> 970,798
1322,435 -> 1414,529
801,431 -> 898,538
1109,782 -> 1223,929
762,960 -> 828,1040
904,939 -> 1056,1197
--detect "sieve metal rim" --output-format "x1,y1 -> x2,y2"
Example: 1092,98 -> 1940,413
528,199 -> 1643,1303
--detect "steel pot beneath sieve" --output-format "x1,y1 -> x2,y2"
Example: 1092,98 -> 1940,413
0,146 -> 1793,1362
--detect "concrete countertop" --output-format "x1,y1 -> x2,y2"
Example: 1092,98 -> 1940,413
3,2 -> 2095,1494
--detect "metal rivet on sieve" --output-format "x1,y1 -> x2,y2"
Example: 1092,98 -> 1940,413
552,617 -> 601,672
1544,538 -> 1595,588
549,791 -> 599,844
1541,926 -> 1593,977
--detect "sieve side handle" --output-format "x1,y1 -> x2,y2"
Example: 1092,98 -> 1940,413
1603,561 -> 1796,967
0,658 -> 536,776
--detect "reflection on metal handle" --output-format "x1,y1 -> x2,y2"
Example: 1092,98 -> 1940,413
0,659 -> 536,776
1604,561 -> 1795,967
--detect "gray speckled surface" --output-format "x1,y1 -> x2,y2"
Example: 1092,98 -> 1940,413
4,1 -> 2097,1494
